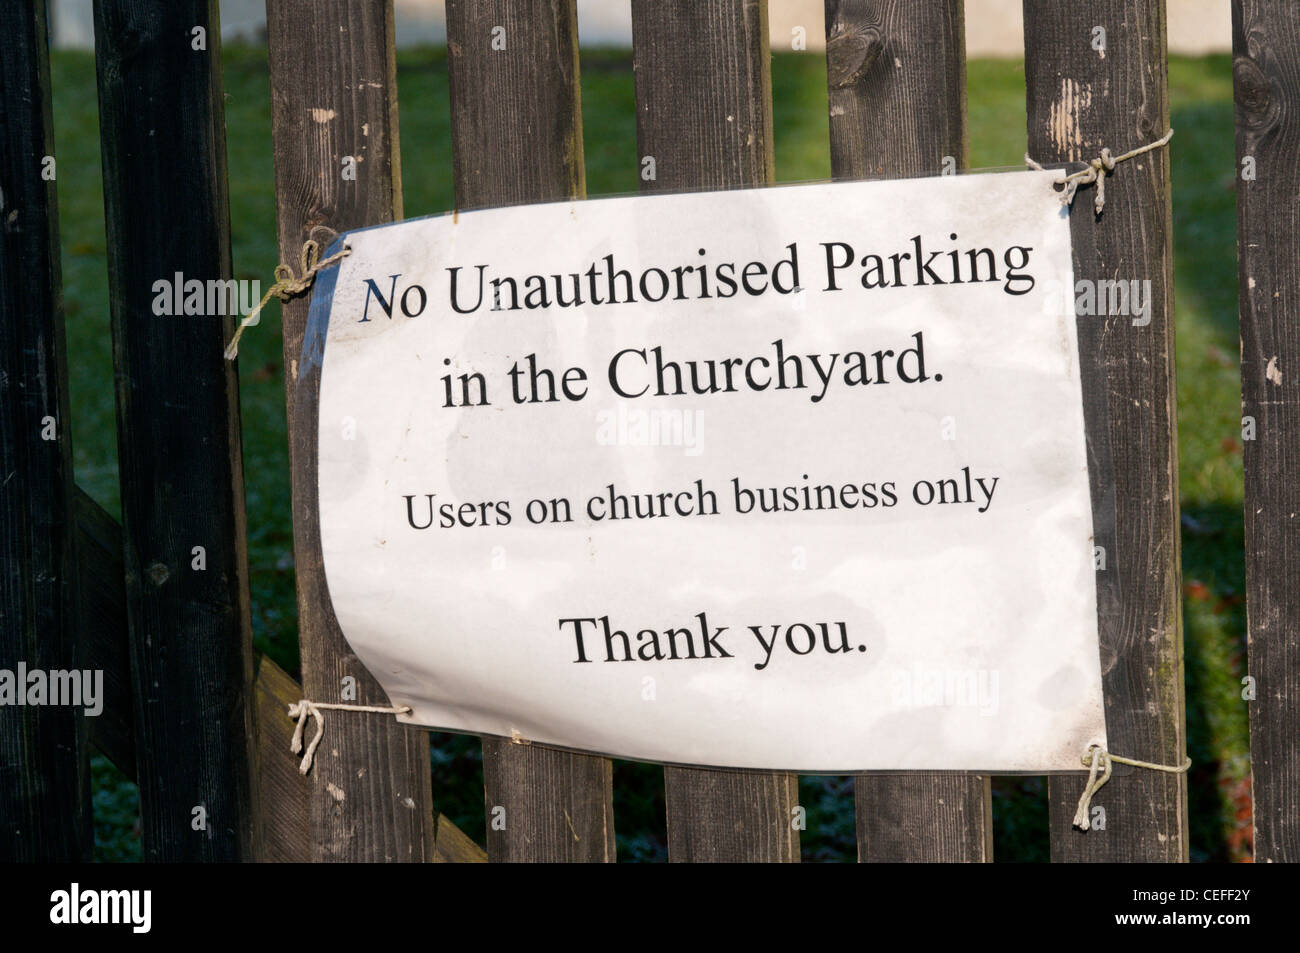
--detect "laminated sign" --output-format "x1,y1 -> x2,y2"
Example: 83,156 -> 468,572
308,172 -> 1106,772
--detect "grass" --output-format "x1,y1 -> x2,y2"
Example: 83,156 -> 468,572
51,47 -> 1247,862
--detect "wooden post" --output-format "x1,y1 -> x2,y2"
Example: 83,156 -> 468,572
444,0 -> 617,863
0,0 -> 91,862
824,0 -> 993,863
92,0 -> 258,861
265,0 -> 435,862
1233,0 -> 1300,863
630,0 -> 800,862
1023,1 -> 1188,862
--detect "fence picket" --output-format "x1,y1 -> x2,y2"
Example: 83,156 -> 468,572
1023,1 -> 1188,862
92,0 -> 258,861
265,0 -> 435,862
630,0 -> 800,862
0,0 -> 90,862
1233,0 -> 1300,863
444,0 -> 617,863
825,0 -> 967,180
824,0 -> 993,863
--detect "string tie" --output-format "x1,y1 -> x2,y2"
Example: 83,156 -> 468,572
224,238 -> 351,360
287,699 -> 412,775
1072,743 -> 1192,831
1026,128 -> 1173,214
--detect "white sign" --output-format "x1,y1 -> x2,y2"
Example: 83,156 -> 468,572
309,172 -> 1106,772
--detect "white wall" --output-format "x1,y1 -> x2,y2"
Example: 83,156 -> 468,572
51,0 -> 1232,56
961,0 -> 1232,58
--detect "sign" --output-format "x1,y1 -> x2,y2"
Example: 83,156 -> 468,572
308,172 -> 1106,772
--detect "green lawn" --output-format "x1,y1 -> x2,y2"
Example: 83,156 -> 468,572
53,47 -> 1247,863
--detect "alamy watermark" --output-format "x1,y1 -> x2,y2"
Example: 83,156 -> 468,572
890,665 -> 1000,716
0,663 -> 103,716
151,272 -> 261,320
595,406 -> 704,457
1040,277 -> 1153,326
50,883 -> 150,933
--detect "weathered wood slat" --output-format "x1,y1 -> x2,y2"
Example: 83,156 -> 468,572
444,0 -> 616,864
1022,1 -> 1188,862
434,812 -> 489,863
447,0 -> 586,210
75,489 -> 135,776
251,650 -> 310,861
824,0 -> 992,863
93,0 -> 258,862
854,773 -> 991,861
662,769 -> 799,862
631,0 -> 798,862
265,0 -> 435,862
1233,0 -> 1300,863
632,1 -> 775,193
825,0 -> 968,180
0,0 -> 91,862
72,485 -> 486,861
479,736 -> 613,862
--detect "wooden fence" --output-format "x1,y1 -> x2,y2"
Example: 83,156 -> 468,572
0,0 -> 1295,862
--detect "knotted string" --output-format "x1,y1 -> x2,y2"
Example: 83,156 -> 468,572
1026,128 -> 1174,214
224,238 -> 352,360
1072,743 -> 1192,831
287,699 -> 412,775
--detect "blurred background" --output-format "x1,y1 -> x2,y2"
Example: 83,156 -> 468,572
50,0 -> 1232,55
52,1 -> 1248,861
